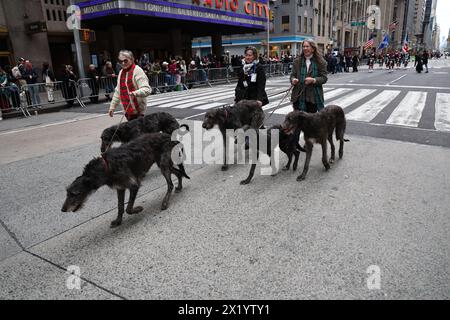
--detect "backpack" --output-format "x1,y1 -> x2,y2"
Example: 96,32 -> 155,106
12,66 -> 21,79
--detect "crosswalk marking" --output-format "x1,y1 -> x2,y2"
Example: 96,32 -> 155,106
386,91 -> 427,127
435,93 -> 450,132
346,90 -> 401,122
327,89 -> 377,109
324,88 -> 353,101
143,81 -> 450,132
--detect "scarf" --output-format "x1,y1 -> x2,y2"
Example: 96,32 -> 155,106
242,60 -> 259,75
119,63 -> 140,115
298,56 -> 324,111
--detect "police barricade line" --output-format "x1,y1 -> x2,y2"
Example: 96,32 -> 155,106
184,69 -> 211,89
207,68 -> 229,84
77,78 -> 104,105
147,72 -> 188,93
227,66 -> 243,82
0,85 -> 30,117
99,76 -> 117,100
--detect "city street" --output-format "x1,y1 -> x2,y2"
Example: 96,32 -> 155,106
0,59 -> 449,300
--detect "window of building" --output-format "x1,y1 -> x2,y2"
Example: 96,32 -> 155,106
46,9 -> 51,21
282,0 -> 290,3
62,0 -> 65,6
309,18 -> 312,34
304,17 -> 308,34
56,0 -> 59,5
298,16 -> 302,32
282,16 -> 290,32
50,0 -> 54,5
0,38 -> 8,52
52,10 -> 56,21
64,11 -> 67,21
58,10 -> 62,21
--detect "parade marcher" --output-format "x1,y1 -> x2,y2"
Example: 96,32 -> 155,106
234,46 -> 269,107
352,54 -> 359,72
415,53 -> 424,73
422,50 -> 429,73
290,39 -> 328,113
368,54 -> 375,73
42,62 -> 56,103
108,50 -> 151,121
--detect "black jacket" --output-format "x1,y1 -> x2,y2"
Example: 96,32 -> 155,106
235,63 -> 269,106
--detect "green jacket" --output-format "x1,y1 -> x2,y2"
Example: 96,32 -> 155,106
290,56 -> 328,111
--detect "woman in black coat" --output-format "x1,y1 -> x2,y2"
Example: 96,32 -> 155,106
61,65 -> 77,107
235,46 -> 269,107
415,54 -> 423,73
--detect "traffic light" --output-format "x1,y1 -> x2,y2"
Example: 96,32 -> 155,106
79,29 -> 96,42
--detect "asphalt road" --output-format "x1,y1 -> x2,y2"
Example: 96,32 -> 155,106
0,59 -> 449,300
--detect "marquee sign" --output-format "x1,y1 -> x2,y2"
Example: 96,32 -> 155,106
77,0 -> 267,29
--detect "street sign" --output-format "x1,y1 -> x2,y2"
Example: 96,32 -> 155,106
351,22 -> 366,27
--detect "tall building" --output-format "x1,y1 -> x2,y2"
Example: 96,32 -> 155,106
193,0 -> 316,58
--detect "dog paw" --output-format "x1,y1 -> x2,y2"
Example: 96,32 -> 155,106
296,175 -> 306,182
127,206 -> 143,215
240,180 -> 250,185
329,158 -> 335,164
282,166 -> 290,171
161,203 -> 168,211
110,219 -> 122,228
175,187 -> 182,193
221,165 -> 229,171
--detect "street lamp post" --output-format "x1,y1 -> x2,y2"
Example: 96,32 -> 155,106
267,0 -> 271,58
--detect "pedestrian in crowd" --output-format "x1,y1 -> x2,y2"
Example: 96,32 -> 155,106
86,64 -> 100,103
368,54 -> 375,73
61,64 -> 77,107
187,60 -> 197,89
42,62 -> 56,103
234,46 -> 269,107
2,65 -> 21,110
102,61 -> 116,101
179,60 -> 187,90
23,61 -> 41,108
422,50 -> 429,73
415,53 -> 424,73
345,54 -> 352,72
108,50 -> 151,121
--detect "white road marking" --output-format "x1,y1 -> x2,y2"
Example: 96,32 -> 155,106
386,91 -> 427,127
388,74 -> 407,85
347,90 -> 401,122
324,88 -> 354,101
327,89 -> 377,109
435,93 -> 450,132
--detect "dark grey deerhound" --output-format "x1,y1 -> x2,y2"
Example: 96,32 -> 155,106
100,112 -> 190,153
240,125 -> 306,185
202,100 -> 265,171
62,133 -> 190,228
282,105 -> 349,181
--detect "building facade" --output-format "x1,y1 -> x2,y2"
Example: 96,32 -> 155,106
193,0 -> 316,58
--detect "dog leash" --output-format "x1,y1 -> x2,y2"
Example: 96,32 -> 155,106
261,85 -> 296,127
102,97 -> 133,155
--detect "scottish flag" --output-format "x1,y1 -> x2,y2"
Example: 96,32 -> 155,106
378,34 -> 389,50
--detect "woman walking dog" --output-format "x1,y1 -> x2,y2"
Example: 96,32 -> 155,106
108,50 -> 151,121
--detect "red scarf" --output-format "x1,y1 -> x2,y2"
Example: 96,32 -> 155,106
119,64 -> 140,115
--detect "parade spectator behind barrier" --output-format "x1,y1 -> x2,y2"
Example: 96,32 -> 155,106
61,64 -> 77,107
168,59 -> 178,87
0,66 -> 12,114
108,50 -> 151,121
42,62 -> 56,103
187,60 -> 197,89
235,46 -> 269,107
86,64 -> 100,103
23,61 -> 41,108
179,60 -> 187,88
3,65 -> 21,110
102,61 -> 116,100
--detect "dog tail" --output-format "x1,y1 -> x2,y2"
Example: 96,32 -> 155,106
180,124 -> 190,131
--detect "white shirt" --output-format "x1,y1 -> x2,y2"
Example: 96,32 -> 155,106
305,55 -> 312,73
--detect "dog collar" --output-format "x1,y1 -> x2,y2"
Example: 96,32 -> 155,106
100,155 -> 109,173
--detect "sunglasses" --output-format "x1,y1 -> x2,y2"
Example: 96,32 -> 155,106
119,59 -> 130,64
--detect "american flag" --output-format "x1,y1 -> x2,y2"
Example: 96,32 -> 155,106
402,34 -> 409,53
389,21 -> 398,31
364,36 -> 375,50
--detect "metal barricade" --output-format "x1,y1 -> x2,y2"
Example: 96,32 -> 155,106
185,69 -> 210,89
207,67 -> 228,84
147,72 -> 187,93
0,85 -> 30,117
99,76 -> 117,100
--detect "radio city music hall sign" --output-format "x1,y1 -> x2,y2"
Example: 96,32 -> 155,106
191,0 -> 270,18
